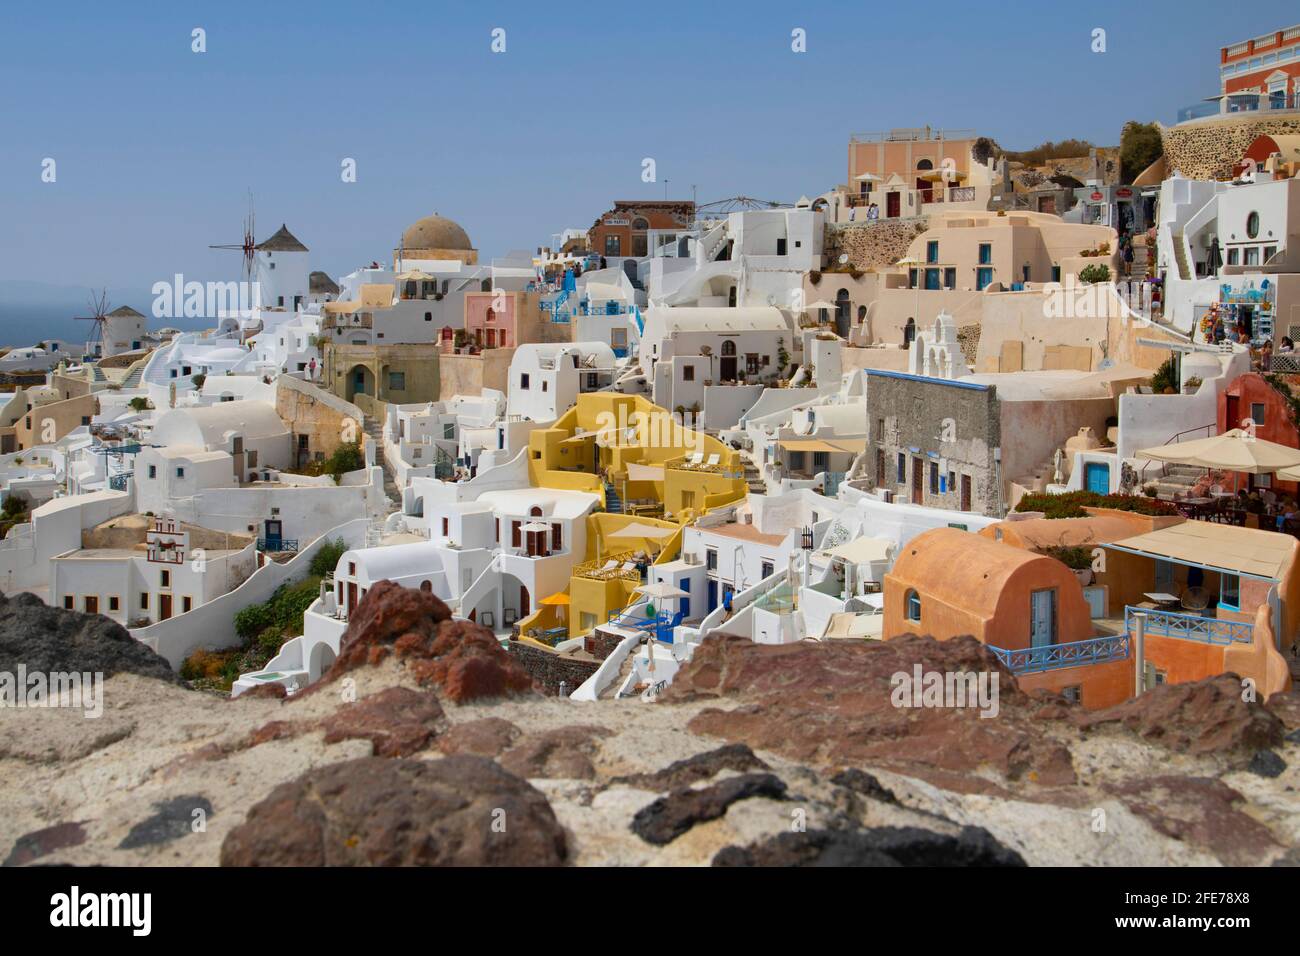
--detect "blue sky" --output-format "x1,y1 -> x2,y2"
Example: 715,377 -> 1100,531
0,0 -> 1285,331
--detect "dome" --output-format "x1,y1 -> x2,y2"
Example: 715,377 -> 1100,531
401,213 -> 472,251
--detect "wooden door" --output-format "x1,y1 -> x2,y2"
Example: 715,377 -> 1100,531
159,594 -> 172,621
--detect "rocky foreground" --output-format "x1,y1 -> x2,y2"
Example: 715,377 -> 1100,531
3,581 -> 1300,866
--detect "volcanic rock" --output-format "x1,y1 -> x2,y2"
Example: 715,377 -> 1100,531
0,591 -> 176,682
437,716 -> 523,757
614,743 -> 770,791
499,724 -> 611,780
713,825 -> 1026,867
319,686 -> 445,757
631,772 -> 788,845
119,795 -> 213,850
322,580 -> 535,703
219,755 -> 567,866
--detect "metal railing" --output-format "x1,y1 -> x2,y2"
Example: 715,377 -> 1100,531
1125,605 -> 1252,645
257,538 -> 299,553
988,634 -> 1130,674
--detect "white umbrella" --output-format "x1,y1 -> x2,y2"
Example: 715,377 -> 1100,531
854,172 -> 881,182
1136,429 -> 1300,475
607,521 -> 677,539
635,582 -> 690,600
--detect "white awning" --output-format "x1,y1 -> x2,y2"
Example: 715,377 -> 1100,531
826,536 -> 894,565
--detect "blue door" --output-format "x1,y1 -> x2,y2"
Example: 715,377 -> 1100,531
1085,462 -> 1109,494
707,579 -> 718,613
264,519 -> 282,551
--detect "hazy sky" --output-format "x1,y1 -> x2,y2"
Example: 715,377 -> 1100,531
0,0 -> 1283,308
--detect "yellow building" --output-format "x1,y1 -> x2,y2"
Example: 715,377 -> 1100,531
515,393 -> 747,643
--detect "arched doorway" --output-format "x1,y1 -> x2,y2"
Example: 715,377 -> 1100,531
346,364 -> 374,402
308,642 -> 337,682
720,339 -> 738,381
903,318 -> 916,347
835,289 -> 851,338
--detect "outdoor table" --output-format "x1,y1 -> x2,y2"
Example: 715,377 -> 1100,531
1143,592 -> 1182,609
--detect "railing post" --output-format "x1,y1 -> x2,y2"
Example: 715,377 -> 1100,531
1131,611 -> 1147,696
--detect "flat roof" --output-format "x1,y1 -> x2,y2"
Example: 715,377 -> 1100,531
699,522 -> 785,547
1107,521 -> 1295,581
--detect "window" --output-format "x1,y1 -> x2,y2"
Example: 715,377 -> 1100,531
978,243 -> 992,265
520,373 -> 530,390
706,548 -> 718,571
683,365 -> 694,382
905,589 -> 921,622
813,451 -> 830,473
747,354 -> 761,374
64,596 -> 74,609
929,461 -> 939,494
552,523 -> 562,551
175,467 -> 185,478
925,268 -> 941,290
140,593 -> 149,610
761,560 -> 774,579
1050,265 -> 1061,282
896,452 -> 906,483
348,562 -> 356,575
1244,247 -> 1259,266
1227,248 -> 1240,265
160,569 -> 170,587
441,517 -> 449,536
388,372 -> 406,391
926,240 -> 939,264
604,235 -> 621,256
108,596 -> 120,611
542,381 -> 548,392
182,596 -> 192,613
148,465 -> 157,479
1263,246 -> 1277,263
1220,574 -> 1240,610
1250,402 -> 1266,426
943,268 -> 956,290
1246,211 -> 1260,239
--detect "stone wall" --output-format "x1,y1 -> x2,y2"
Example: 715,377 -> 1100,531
583,630 -> 622,661
276,377 -> 364,466
507,640 -> 599,697
1162,115 -> 1300,180
438,348 -> 513,401
825,219 -> 928,271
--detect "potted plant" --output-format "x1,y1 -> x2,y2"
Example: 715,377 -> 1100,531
1045,544 -> 1095,586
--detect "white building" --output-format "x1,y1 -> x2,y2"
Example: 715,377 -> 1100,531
506,343 -> 618,423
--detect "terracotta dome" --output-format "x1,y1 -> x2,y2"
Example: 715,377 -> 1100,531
401,213 -> 472,251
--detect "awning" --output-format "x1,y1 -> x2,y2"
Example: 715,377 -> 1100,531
826,535 -> 893,564
1108,521 -> 1294,580
799,300 -> 840,312
778,438 -> 865,454
636,582 -> 690,600
607,520 -> 678,539
521,521 -> 551,533
1136,429 -> 1300,475
625,461 -> 665,482
540,592 -> 571,606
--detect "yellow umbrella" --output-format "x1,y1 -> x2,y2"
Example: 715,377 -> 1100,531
1136,429 -> 1300,475
540,592 -> 570,606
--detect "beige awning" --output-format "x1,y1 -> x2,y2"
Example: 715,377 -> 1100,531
607,521 -> 677,539
1108,521 -> 1295,580
396,270 -> 435,282
779,438 -> 865,454
625,461 -> 665,482
1136,429 -> 1300,475
826,535 -> 894,564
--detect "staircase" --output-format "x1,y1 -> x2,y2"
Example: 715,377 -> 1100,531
1171,231 -> 1192,281
362,418 -> 400,509
1148,463 -> 1204,499
604,482 -> 623,515
1130,241 -> 1150,282
119,364 -> 146,389
743,462 -> 766,495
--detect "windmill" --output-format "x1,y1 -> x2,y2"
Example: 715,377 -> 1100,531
74,288 -> 112,359
209,191 -> 258,282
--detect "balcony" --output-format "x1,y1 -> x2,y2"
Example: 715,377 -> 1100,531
1124,606 -> 1252,645
257,538 -> 299,554
574,550 -> 643,582
988,634 -> 1130,674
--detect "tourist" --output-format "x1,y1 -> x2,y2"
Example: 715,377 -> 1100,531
1122,240 -> 1134,277
1281,337 -> 1296,353
1261,339 -> 1274,371
867,203 -> 879,221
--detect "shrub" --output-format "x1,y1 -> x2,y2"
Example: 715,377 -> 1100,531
233,602 -> 273,641
309,537 -> 348,578
1149,357 -> 1177,394
1079,263 -> 1111,284
1042,545 -> 1093,570
1014,490 -> 1177,519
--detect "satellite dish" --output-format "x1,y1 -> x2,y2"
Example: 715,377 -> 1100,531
838,254 -> 849,265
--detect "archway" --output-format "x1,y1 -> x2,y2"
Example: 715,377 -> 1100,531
308,641 -> 337,682
346,364 -> 374,402
835,289 -> 851,338
720,339 -> 738,381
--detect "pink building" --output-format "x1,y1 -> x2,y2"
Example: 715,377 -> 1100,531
463,291 -> 518,351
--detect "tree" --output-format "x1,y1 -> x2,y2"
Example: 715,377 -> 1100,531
1119,121 -> 1163,184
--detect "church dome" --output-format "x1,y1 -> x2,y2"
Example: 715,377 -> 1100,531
401,213 -> 472,251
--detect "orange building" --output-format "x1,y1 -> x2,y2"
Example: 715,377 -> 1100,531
588,201 -> 694,259
885,518 -> 1295,709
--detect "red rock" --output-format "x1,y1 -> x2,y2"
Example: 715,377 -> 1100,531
438,717 -> 523,757
321,581 -> 535,704
1105,776 -> 1280,865
668,633 -> 1076,790
499,725 -> 611,780
1075,674 -> 1284,755
320,687 -> 445,757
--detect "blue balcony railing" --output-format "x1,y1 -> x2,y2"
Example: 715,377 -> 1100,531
988,634 -> 1130,674
257,538 -> 299,553
1124,606 -> 1252,645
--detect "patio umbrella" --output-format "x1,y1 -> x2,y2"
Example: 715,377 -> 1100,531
635,582 -> 690,600
607,521 -> 678,539
1136,429 -> 1300,474
540,592 -> 570,606
1275,464 -> 1300,482
800,299 -> 840,312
